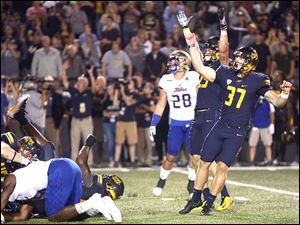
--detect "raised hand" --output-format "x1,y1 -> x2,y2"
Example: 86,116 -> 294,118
280,80 -> 292,94
218,7 -> 227,30
177,11 -> 193,28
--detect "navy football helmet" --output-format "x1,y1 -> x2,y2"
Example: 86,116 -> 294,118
99,174 -> 125,200
18,136 -> 42,159
203,36 -> 220,66
232,46 -> 259,75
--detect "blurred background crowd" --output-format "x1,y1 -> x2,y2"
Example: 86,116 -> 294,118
1,1 -> 299,167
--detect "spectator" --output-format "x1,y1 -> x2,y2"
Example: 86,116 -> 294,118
26,1 -> 47,21
51,34 -> 64,53
239,22 -> 257,48
229,10 -> 249,50
253,2 -> 273,33
62,63 -> 96,164
103,83 -> 119,167
60,21 -> 75,46
81,34 -> 101,67
1,88 -> 9,133
137,28 -> 153,55
270,29 -> 292,57
45,6 -> 61,38
102,42 -> 132,81
91,73 -> 106,166
79,24 -> 97,44
248,96 -> 275,166
70,2 -> 88,38
23,79 -> 47,134
250,30 -> 271,74
100,16 -> 121,54
144,40 -> 167,80
265,27 -> 279,47
124,36 -> 146,74
121,1 -> 141,46
271,43 -> 295,81
163,1 -> 185,38
1,39 -> 21,79
140,1 -> 160,42
136,82 -> 156,166
105,1 -> 121,27
62,44 -> 85,85
114,78 -> 140,167
170,24 -> 186,50
160,37 -> 177,57
97,13 -> 120,39
31,35 -> 62,79
43,75 -> 64,157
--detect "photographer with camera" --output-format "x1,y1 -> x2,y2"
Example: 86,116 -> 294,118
114,78 -> 140,168
62,62 -> 97,164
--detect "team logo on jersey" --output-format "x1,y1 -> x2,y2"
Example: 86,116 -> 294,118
174,85 -> 187,93
226,79 -> 232,85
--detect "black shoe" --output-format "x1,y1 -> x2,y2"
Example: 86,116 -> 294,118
85,134 -> 96,148
156,178 -> 166,189
179,199 -> 203,214
200,202 -> 213,216
187,180 -> 194,195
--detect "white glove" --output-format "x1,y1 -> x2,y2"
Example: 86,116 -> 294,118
102,196 -> 122,223
176,11 -> 193,28
268,124 -> 275,135
148,126 -> 156,142
86,208 -> 99,217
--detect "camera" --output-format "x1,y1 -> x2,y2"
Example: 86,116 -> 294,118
114,78 -> 129,90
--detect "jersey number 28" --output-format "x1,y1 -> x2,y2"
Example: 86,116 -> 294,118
172,94 -> 191,108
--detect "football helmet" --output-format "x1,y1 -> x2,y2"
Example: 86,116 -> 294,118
166,50 -> 191,74
203,36 -> 220,66
1,132 -> 19,151
232,46 -> 259,75
18,136 -> 42,159
99,174 -> 125,200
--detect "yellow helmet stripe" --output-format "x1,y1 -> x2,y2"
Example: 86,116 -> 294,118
5,133 -> 14,145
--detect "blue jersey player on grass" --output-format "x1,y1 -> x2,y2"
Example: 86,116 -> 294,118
177,9 -> 292,215
1,95 -> 123,223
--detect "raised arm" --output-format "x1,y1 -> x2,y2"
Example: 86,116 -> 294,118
177,11 -> 217,82
87,65 -> 97,93
264,80 -> 292,108
218,7 -> 230,66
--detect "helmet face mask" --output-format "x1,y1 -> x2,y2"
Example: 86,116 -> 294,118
18,136 -> 42,159
166,50 -> 191,74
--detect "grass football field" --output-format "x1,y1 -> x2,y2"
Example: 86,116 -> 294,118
9,167 -> 299,224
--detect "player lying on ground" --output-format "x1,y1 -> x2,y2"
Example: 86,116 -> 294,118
1,95 -> 122,223
177,8 -> 292,215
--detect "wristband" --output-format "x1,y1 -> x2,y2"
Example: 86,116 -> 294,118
280,91 -> 289,99
150,114 -> 161,127
220,30 -> 227,36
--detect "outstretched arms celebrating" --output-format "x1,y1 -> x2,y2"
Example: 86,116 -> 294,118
264,80 -> 293,108
218,7 -> 230,66
177,11 -> 217,82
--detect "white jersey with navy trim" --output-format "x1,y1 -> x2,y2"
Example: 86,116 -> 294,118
9,159 -> 53,202
159,71 -> 199,122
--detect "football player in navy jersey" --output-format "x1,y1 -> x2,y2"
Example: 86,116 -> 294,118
177,8 -> 292,215
179,35 -> 233,214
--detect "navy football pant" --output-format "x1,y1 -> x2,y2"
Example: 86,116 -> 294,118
200,120 -> 247,167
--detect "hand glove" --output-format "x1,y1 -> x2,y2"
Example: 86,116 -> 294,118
86,208 -> 99,217
268,124 -> 275,135
102,196 -> 122,223
218,7 -> 227,30
176,10 -> 193,28
148,126 -> 156,142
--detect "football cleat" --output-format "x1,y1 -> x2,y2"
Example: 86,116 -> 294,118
152,178 -> 166,197
179,199 -> 203,214
200,201 -> 213,216
84,134 -> 97,148
216,196 -> 234,211
7,94 -> 30,119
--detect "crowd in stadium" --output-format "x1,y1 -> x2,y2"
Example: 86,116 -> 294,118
1,1 -> 299,168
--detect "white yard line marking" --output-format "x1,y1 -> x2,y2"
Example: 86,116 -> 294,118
234,197 -> 250,201
92,167 -> 299,197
